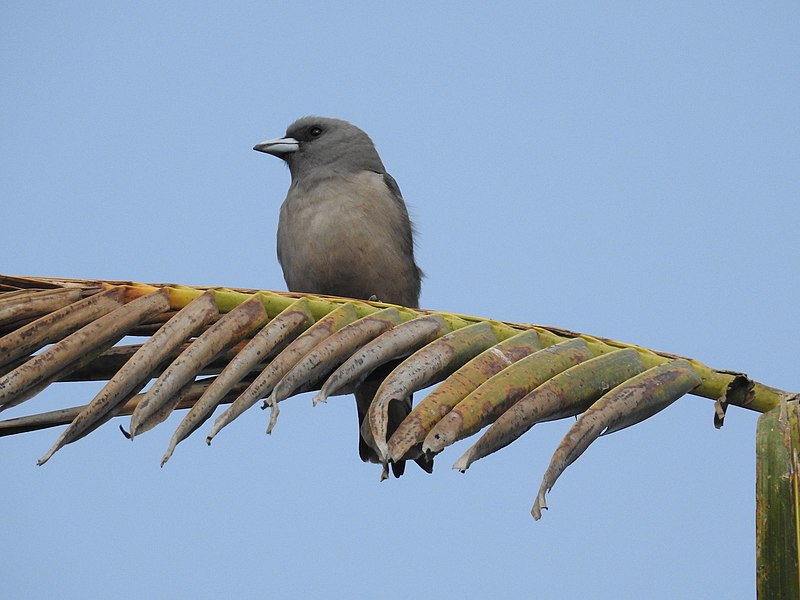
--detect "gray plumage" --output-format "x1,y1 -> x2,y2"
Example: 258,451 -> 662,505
254,116 -> 430,477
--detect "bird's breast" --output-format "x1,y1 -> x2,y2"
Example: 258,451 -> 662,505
276,170 -> 418,306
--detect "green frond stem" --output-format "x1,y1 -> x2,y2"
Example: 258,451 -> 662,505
756,403 -> 800,598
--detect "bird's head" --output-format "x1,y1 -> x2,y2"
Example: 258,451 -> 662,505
254,116 -> 386,179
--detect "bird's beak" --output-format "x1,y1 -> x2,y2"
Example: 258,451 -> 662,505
253,136 -> 300,156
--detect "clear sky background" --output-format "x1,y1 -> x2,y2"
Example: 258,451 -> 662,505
2,3 -> 798,598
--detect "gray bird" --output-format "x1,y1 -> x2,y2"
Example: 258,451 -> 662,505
254,116 -> 431,477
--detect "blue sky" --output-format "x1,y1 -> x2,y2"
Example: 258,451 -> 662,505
2,3 -> 798,598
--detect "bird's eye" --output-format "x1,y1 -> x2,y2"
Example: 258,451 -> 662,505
309,126 -> 323,137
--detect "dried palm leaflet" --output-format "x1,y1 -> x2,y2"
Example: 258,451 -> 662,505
387,329 -> 542,463
132,379 -> 216,437
366,321 -> 503,463
422,338 -> 594,456
453,348 -> 646,471
0,287 -> 84,327
1,378 -> 246,439
128,295 -> 268,438
0,289 -> 171,412
37,291 -> 219,465
126,376 -> 256,437
0,274 -> 71,291
0,288 -> 126,369
313,314 -> 450,405
268,307 -> 404,409
58,339 -> 268,383
531,358 -> 701,519
160,298 -> 315,464
207,302 -> 360,442
1,404 -> 93,437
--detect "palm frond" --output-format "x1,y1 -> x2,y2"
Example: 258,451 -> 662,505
0,274 -> 796,519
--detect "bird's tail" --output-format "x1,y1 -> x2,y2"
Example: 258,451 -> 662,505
355,365 -> 433,477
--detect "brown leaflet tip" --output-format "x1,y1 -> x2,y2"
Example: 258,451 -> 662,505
421,411 -> 462,455
531,494 -> 547,520
713,398 -> 726,429
452,453 -> 470,473
265,398 -> 280,434
714,373 -> 753,428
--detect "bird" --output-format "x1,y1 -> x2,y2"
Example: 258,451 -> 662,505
253,116 -> 431,477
